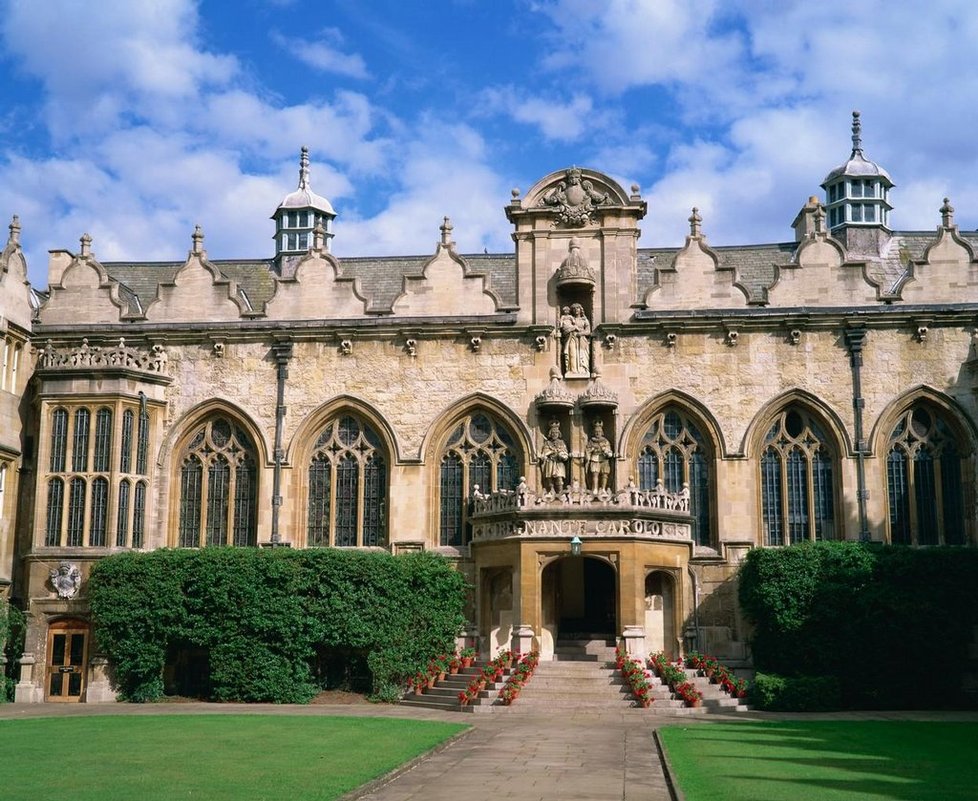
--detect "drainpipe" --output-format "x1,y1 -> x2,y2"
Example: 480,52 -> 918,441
270,339 -> 294,545
687,565 -> 700,654
845,324 -> 871,541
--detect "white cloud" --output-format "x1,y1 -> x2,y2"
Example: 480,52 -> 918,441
270,29 -> 370,79
480,88 -> 596,142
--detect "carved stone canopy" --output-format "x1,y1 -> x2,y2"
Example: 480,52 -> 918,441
555,237 -> 595,288
578,374 -> 619,410
535,366 -> 575,411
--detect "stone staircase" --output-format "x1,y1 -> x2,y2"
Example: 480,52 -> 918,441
398,639 -> 750,715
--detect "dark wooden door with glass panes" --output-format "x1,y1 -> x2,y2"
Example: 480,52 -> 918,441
46,620 -> 89,702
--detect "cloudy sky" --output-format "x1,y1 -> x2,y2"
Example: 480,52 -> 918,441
2,0 -> 977,287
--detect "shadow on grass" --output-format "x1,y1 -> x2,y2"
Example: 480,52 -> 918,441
659,721 -> 977,801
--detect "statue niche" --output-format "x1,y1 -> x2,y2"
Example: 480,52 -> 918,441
554,238 -> 595,379
539,419 -> 569,494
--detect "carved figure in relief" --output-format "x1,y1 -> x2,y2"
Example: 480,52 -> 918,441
539,420 -> 569,494
541,167 -> 609,227
585,420 -> 614,492
561,303 -> 591,375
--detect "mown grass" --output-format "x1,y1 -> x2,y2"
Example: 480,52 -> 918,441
659,720 -> 978,801
1,715 -> 467,801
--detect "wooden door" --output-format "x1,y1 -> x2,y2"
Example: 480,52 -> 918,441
46,620 -> 89,702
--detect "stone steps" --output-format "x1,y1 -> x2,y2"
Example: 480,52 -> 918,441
398,643 -> 751,714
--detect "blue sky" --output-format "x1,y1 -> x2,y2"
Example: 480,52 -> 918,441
2,0 -> 978,287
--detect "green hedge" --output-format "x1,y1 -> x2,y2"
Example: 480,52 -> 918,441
749,672 -> 843,712
88,548 -> 466,703
1,600 -> 26,702
739,542 -> 978,709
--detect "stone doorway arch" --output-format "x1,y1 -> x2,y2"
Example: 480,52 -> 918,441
644,570 -> 678,659
541,556 -> 617,649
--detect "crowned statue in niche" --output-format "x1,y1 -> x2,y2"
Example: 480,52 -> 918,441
560,303 -> 591,377
539,419 -> 569,494
584,419 -> 614,493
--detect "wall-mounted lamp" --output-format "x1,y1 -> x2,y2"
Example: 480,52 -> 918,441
570,536 -> 582,557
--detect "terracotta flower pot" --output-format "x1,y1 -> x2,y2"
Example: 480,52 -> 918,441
461,657 -> 473,669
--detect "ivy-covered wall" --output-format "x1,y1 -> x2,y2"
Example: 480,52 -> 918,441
88,548 -> 467,703
738,542 -> 978,708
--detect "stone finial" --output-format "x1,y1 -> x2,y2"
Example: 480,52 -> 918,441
850,110 -> 862,157
813,202 -> 826,234
440,216 -> 454,247
688,207 -> 702,238
630,183 -> 641,198
191,224 -> 204,255
312,221 -> 326,250
79,233 -> 92,258
298,145 -> 310,190
940,197 -> 955,230
511,187 -> 520,200
8,215 -> 20,245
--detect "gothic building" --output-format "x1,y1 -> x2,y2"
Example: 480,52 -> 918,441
3,114 -> 977,702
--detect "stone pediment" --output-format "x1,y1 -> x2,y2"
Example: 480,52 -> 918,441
265,249 -> 370,319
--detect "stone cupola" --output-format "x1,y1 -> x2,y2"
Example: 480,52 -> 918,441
273,146 -> 336,260
821,111 -> 893,252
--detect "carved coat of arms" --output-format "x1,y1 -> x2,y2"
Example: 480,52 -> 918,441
50,561 -> 82,599
540,167 -> 609,227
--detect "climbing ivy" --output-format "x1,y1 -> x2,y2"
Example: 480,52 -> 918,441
88,548 -> 466,703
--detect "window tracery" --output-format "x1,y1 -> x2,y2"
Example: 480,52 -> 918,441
439,412 -> 521,547
306,414 -> 387,547
177,417 -> 257,547
886,405 -> 966,546
760,408 -> 836,545
637,408 -> 712,547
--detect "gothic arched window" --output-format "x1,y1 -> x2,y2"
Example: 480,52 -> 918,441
306,414 -> 387,548
637,408 -> 713,547
887,405 -> 966,546
177,417 -> 258,547
439,412 -> 521,547
760,408 -> 836,546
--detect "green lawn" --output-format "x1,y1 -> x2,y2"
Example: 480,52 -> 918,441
659,721 -> 978,801
0,715 -> 467,801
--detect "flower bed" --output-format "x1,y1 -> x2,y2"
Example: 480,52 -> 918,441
685,650 -> 748,699
616,643 -> 655,708
649,651 -> 702,707
496,650 -> 540,705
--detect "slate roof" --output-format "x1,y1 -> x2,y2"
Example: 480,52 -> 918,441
96,229 -> 978,319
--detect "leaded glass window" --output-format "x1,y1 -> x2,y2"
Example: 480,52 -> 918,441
760,408 -> 836,546
177,417 -> 257,547
67,477 -> 86,547
116,479 -> 130,547
90,477 -> 108,547
887,405 -> 966,546
305,414 -> 387,548
439,412 -> 521,547
45,478 -> 64,546
133,481 -> 147,548
136,407 -> 149,475
94,408 -> 112,472
72,409 -> 90,472
50,408 -> 68,472
120,410 -> 134,473
637,408 -> 713,547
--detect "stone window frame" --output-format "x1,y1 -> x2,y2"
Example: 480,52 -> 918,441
758,406 -> 839,547
885,403 -> 967,546
437,411 -> 523,547
175,415 -> 258,548
636,406 -> 714,548
304,412 -> 389,549
41,400 -> 153,549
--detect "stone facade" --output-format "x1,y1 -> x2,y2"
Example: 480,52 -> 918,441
3,118 -> 978,701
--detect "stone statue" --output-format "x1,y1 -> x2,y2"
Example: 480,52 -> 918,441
49,561 -> 81,600
561,303 -> 591,375
539,419 -> 569,494
584,419 -> 613,492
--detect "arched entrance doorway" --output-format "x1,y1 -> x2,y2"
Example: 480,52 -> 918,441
542,556 -> 617,641
644,570 -> 677,658
45,618 -> 89,702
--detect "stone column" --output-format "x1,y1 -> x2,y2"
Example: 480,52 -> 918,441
14,653 -> 42,703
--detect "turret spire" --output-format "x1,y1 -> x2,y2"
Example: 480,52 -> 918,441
298,146 -> 310,190
850,110 -> 863,158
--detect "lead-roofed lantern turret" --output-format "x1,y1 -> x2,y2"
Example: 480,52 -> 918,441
273,146 -> 336,259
